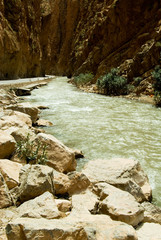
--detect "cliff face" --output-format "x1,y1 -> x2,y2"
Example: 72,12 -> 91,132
0,0 -> 42,79
0,0 -> 161,85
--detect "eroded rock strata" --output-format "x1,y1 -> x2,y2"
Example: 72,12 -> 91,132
0,0 -> 161,92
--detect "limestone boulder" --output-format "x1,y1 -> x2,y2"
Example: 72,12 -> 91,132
17,192 -> 63,219
54,170 -> 90,196
18,164 -> 54,203
0,173 -> 12,208
93,182 -> 144,226
5,103 -> 40,124
12,88 -> 31,96
10,127 -> 36,142
53,171 -> 70,195
55,199 -> 72,213
0,207 -> 17,240
141,202 -> 161,224
0,132 -> 16,159
0,160 -> 22,189
6,218 -> 88,240
0,89 -> 17,105
67,171 -> 90,195
0,110 -> 32,129
71,190 -> 99,215
35,133 -> 76,173
83,158 -> 152,202
136,222 -> 161,240
6,214 -> 137,240
72,149 -> 84,159
35,119 -> 53,127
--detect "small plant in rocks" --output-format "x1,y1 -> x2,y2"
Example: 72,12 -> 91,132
16,134 -> 47,165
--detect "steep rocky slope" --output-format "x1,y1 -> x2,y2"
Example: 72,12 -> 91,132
0,0 -> 161,90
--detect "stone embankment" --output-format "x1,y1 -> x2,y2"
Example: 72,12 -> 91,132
0,83 -> 161,240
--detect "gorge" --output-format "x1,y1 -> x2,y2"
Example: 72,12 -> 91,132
1,0 -> 161,239
0,0 -> 161,92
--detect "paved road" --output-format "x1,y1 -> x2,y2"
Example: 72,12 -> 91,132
0,75 -> 55,89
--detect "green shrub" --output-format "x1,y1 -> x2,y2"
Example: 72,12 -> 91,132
16,134 -> 47,165
152,65 -> 161,107
127,84 -> 135,93
97,68 -> 128,96
152,65 -> 161,91
73,73 -> 94,86
133,77 -> 142,86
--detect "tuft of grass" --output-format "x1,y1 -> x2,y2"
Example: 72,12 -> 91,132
16,134 -> 47,165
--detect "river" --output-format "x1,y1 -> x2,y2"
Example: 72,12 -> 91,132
25,77 -> 161,207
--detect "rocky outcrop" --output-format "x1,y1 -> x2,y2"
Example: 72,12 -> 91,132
5,103 -> 40,124
0,132 -> 16,159
0,110 -> 32,129
83,158 -> 152,202
17,164 -> 54,203
0,160 -> 22,190
35,133 -> 76,173
93,183 -> 144,227
6,215 -> 138,240
136,222 -> 161,240
0,0 -> 43,79
54,170 -> 90,196
141,202 -> 161,224
17,192 -> 63,219
0,173 -> 12,209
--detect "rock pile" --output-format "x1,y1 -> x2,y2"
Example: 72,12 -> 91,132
0,88 -> 161,240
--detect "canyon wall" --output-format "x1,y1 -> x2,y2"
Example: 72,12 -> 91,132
0,0 -> 161,84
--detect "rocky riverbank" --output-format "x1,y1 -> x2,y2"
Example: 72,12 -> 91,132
0,83 -> 161,240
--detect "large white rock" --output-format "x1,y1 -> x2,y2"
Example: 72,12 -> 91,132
35,133 -> 76,173
0,160 -> 22,189
0,132 -> 16,159
18,164 -> 54,203
141,202 -> 161,224
83,158 -> 152,202
17,192 -> 62,219
136,222 -> 161,240
10,127 -> 36,142
93,182 -> 144,226
71,190 -> 99,216
0,110 -> 32,129
0,173 -> 12,209
6,214 -> 138,240
0,89 -> 17,105
54,170 -> 90,196
5,103 -> 40,124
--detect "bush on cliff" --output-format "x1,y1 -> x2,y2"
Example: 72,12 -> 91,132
73,73 -> 94,86
152,65 -> 161,107
97,68 -> 128,96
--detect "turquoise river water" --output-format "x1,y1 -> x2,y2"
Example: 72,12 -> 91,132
26,77 -> 161,206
